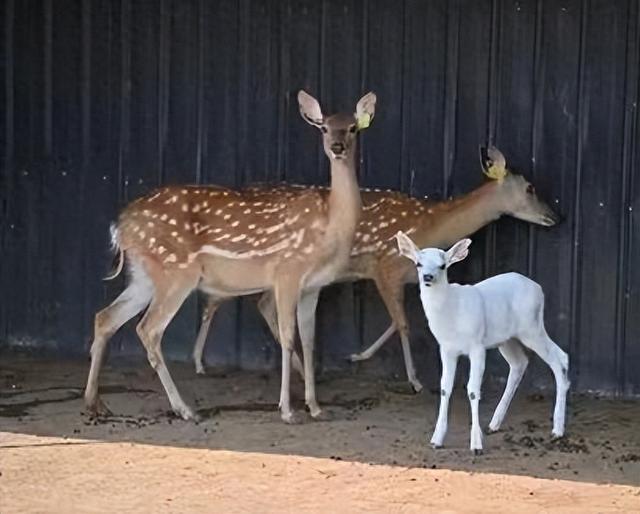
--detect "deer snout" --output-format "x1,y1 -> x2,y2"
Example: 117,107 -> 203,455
422,273 -> 434,284
330,142 -> 346,156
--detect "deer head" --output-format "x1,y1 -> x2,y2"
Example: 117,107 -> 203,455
479,145 -> 560,227
298,90 -> 376,161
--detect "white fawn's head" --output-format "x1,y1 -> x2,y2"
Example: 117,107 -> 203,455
298,90 -> 376,161
396,232 -> 471,287
480,145 -> 560,227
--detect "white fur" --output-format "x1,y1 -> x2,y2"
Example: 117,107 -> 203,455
396,232 -> 570,453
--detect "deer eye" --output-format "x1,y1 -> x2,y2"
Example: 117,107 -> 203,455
440,264 -> 446,270
320,126 -> 328,134
416,262 -> 423,268
526,184 -> 535,195
348,124 -> 357,133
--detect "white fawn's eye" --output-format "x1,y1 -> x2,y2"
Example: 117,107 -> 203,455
440,264 -> 445,270
416,262 -> 423,268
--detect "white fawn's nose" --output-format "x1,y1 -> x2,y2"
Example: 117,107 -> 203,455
423,273 -> 434,283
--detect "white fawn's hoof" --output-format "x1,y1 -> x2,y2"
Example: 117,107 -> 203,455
310,408 -> 334,422
473,449 -> 484,456
281,410 -> 304,425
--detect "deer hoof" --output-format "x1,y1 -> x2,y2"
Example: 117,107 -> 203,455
87,398 -> 113,418
310,409 -> 334,422
281,411 -> 304,425
410,381 -> 424,394
348,353 -> 365,362
473,449 -> 484,456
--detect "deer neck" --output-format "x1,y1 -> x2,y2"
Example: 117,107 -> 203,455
414,181 -> 505,249
325,153 -> 361,248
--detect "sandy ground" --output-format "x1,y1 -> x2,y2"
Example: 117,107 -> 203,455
1,355 -> 639,513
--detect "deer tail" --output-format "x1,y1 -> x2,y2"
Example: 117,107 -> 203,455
103,223 -> 124,281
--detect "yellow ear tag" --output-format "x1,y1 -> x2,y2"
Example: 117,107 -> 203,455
356,113 -> 371,131
484,163 -> 506,181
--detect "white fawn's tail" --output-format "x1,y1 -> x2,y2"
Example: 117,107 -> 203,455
103,223 -> 124,281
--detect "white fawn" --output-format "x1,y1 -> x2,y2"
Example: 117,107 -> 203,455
396,232 -> 570,453
84,90 -> 376,424
192,146 -> 560,393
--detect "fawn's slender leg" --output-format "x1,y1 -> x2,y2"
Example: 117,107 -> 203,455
467,346 -> 486,454
431,347 -> 458,448
488,339 -> 529,432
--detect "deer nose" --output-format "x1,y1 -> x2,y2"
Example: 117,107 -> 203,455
423,274 -> 434,283
330,142 -> 345,155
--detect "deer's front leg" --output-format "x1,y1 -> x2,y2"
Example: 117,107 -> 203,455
467,346 -> 486,454
431,347 -> 458,448
297,289 -> 326,419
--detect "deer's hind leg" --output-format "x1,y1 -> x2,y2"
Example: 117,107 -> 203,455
192,296 -> 221,375
136,268 -> 200,421
85,259 -> 153,415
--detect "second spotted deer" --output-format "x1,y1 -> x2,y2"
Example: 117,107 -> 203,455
192,147 -> 560,393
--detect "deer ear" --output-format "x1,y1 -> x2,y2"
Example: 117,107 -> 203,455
355,92 -> 376,131
395,231 -> 419,264
479,145 -> 507,181
445,238 -> 472,267
298,90 -> 324,127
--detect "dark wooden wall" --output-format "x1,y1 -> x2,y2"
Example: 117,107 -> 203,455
1,0 -> 638,395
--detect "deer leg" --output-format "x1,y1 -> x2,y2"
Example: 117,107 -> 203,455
488,339 -> 529,432
85,270 -> 153,415
520,330 -> 570,438
349,323 -> 396,361
192,296 -> 221,375
136,275 -> 199,421
431,347 -> 458,448
467,346 -> 486,454
375,276 -> 423,392
274,282 -> 303,424
297,289 -> 325,419
257,291 -> 305,380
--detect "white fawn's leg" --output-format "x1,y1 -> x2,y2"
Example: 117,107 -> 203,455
274,282 -> 302,424
431,347 -> 458,448
136,274 -> 199,421
85,268 -> 153,414
257,292 -> 305,380
296,289 -> 323,418
192,296 -> 221,375
467,346 -> 486,453
520,329 -> 570,438
488,339 -> 529,432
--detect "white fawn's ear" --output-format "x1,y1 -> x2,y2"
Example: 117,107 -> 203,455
395,231 -> 419,264
479,145 -> 507,181
355,92 -> 376,131
445,238 -> 472,267
298,90 -> 324,127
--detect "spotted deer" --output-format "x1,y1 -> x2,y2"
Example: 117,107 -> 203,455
84,90 -> 377,424
192,147 -> 560,392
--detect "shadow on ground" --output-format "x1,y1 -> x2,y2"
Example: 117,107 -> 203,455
1,354 -> 639,486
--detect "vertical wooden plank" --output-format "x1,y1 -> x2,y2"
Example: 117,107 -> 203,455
0,0 -> 14,343
526,0 -> 583,388
576,0 -> 627,392
620,0 -> 639,395
199,0 -> 241,367
492,0 -> 537,279
159,0 -> 199,359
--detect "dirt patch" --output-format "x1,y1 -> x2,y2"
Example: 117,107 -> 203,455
1,355 -> 639,512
